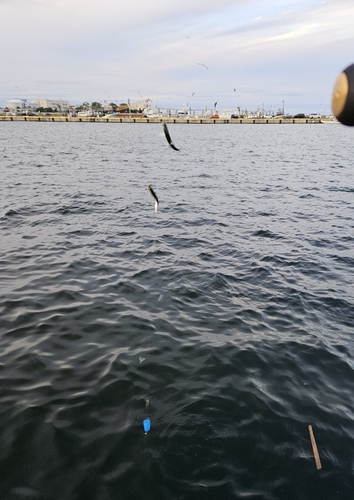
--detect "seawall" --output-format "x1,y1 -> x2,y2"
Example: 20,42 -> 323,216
0,115 -> 326,124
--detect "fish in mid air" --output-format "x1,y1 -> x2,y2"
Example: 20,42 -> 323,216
147,183 -> 159,213
163,123 -> 179,151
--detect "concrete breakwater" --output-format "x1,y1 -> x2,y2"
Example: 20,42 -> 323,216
0,115 -> 323,124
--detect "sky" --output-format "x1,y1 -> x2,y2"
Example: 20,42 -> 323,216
1,0 -> 354,114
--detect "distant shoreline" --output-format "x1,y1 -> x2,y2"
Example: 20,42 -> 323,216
0,115 -> 328,124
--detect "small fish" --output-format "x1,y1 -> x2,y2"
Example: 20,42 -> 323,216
147,183 -> 159,212
163,123 -> 179,151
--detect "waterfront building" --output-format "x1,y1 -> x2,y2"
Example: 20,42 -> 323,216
32,99 -> 70,111
5,99 -> 38,114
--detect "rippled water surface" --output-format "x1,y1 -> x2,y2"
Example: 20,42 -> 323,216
1,122 -> 354,499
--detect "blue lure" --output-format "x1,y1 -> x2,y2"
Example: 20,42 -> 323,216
143,418 -> 151,432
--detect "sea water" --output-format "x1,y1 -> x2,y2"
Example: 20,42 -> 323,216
0,122 -> 354,499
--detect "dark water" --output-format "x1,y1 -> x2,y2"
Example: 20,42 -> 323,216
1,122 -> 354,500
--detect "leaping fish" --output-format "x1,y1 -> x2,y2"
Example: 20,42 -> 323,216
147,183 -> 159,213
163,123 -> 180,151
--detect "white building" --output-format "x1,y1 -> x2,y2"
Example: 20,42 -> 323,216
32,99 -> 70,111
6,98 -> 26,112
6,99 -> 38,113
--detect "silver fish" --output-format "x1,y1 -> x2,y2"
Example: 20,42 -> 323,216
163,123 -> 180,151
147,183 -> 159,213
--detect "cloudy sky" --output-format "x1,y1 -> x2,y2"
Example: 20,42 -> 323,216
1,0 -> 354,114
